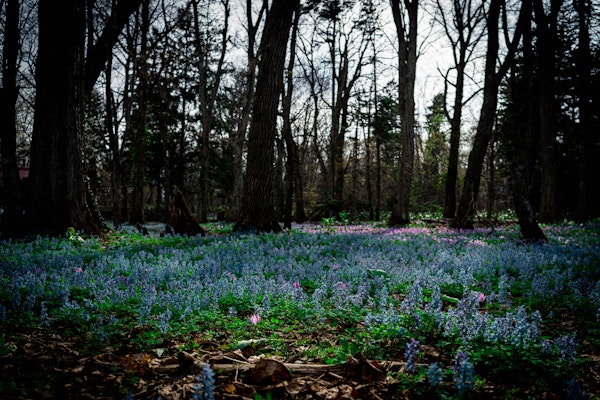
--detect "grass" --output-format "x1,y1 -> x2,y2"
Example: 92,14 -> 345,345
0,220 -> 599,399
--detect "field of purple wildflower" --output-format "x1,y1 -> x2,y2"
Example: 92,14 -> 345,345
1,221 -> 599,399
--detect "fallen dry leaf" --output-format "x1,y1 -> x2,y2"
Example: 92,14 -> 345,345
249,358 -> 292,386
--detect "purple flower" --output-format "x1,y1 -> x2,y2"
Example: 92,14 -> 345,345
478,292 -> 486,303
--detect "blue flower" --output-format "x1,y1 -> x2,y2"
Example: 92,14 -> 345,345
193,364 -> 216,400
453,351 -> 474,395
404,338 -> 419,373
427,362 -> 443,387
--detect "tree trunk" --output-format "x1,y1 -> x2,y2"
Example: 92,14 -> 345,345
366,44 -> 376,221
275,136 -> 285,221
574,0 -> 592,222
166,188 -> 206,236
294,166 -> 307,223
375,135 -> 381,221
451,0 -> 516,229
327,18 -> 338,203
83,0 -> 143,227
234,0 -> 298,233
509,4 -> 546,242
193,0 -> 229,223
193,0 -> 210,223
534,0 -> 561,222
0,0 -> 24,236
29,0 -> 100,234
84,0 -> 144,96
334,92 -> 350,203
443,59 -> 466,219
228,0 -> 265,221
451,83 -> 498,228
105,52 -> 123,228
365,115 -> 374,221
388,0 -> 418,227
512,157 -> 547,241
485,138 -> 496,220
511,115 -> 544,241
331,49 -> 346,204
130,1 -> 150,224
282,4 -> 301,229
437,0 -> 485,220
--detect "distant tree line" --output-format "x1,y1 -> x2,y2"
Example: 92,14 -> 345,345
0,0 -> 598,240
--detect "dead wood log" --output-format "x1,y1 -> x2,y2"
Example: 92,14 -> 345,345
210,355 -> 398,383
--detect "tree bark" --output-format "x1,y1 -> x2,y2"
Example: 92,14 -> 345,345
234,0 -> 298,233
574,0 -> 592,222
451,0 -> 524,229
84,0 -> 144,96
228,0 -> 266,221
437,0 -> 485,219
443,68 -> 463,219
166,188 -> 206,236
485,138 -> 496,219
27,0 -> 142,234
282,4 -> 301,229
508,1 -> 546,242
534,0 -> 561,223
0,0 -> 24,236
29,0 -> 100,234
105,52 -> 123,228
388,0 -> 418,227
193,0 -> 229,223
130,0 -> 150,224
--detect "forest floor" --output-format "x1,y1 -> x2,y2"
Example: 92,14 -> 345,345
2,310 -> 600,399
1,220 -> 599,399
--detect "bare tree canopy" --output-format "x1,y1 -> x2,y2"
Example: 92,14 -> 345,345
0,0 -> 598,238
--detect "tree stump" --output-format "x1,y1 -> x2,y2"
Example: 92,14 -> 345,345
166,189 -> 206,236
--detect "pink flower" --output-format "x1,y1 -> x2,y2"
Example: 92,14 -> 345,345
333,264 -> 339,270
477,292 -> 486,303
293,281 -> 301,289
340,283 -> 347,290
249,314 -> 260,325
75,267 -> 83,273
469,239 -> 486,247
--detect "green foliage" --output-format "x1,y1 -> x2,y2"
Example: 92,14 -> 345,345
218,292 -> 254,316
439,283 -> 464,300
338,211 -> 351,226
1,223 -> 598,398
65,227 -> 85,245
469,340 -> 569,395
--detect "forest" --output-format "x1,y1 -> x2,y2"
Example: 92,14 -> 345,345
1,1 -> 600,399
0,0 -> 597,238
